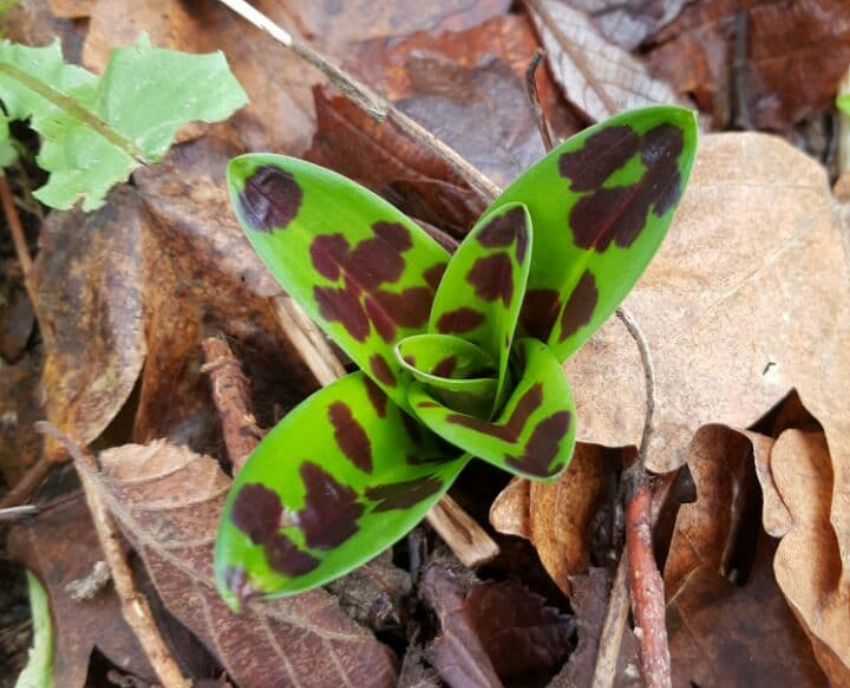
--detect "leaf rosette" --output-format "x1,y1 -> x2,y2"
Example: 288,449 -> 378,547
215,106 -> 698,608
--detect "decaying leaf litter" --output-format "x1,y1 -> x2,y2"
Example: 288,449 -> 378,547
2,0 -> 850,686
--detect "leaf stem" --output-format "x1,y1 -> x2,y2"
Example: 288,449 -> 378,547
0,61 -> 147,163
0,173 -> 33,276
34,422 -> 193,688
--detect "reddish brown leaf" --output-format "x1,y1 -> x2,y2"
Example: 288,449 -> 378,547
94,440 -> 398,688
421,566 -> 504,688
645,0 -> 850,131
7,494 -> 155,688
463,579 -> 573,684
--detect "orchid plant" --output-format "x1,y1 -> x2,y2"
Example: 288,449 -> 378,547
214,106 -> 698,609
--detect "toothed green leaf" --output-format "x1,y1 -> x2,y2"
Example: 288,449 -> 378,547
490,106 -> 698,361
408,338 -> 575,480
428,202 -> 531,409
215,372 -> 467,608
227,154 -> 449,411
0,35 -> 247,210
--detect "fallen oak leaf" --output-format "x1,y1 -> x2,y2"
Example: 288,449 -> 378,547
768,429 -> 850,685
525,0 -> 687,123
92,440 -> 398,688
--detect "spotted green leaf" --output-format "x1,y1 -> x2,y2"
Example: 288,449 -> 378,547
215,372 -> 467,608
408,338 -> 576,480
428,202 -> 531,411
492,106 -> 698,361
228,155 -> 449,411
396,333 -> 499,418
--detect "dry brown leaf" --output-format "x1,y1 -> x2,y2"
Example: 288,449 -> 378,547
567,0 -> 690,51
31,189 -> 149,459
421,565 -> 504,688
305,86 -> 486,236
7,493 -> 156,688
769,429 -> 850,685
81,1 -> 512,156
663,425 -> 764,600
0,261 -> 34,363
94,440 -> 398,688
645,0 -> 850,131
565,132 -> 850,577
489,444 -> 613,596
3,0 -> 84,57
0,353 -> 42,484
548,568 -> 641,688
527,0 -> 686,123
275,0 -> 512,57
667,531 -> 829,687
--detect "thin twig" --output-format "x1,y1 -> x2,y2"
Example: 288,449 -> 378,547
271,295 -> 347,386
34,422 -> 192,688
590,553 -> 630,688
201,336 -> 263,474
522,0 -> 619,118
615,307 -> 655,464
626,483 -> 671,688
0,456 -> 52,509
215,0 -> 500,202
0,504 -> 39,521
1,174 -> 34,277
524,49 -> 554,153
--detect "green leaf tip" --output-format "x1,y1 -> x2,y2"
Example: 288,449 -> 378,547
217,106 -> 697,603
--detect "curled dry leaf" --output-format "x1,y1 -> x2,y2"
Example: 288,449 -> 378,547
667,531 -> 829,687
527,0 -> 686,124
489,443 -> 615,596
565,129 -> 850,561
31,189 -> 148,459
93,439 -> 398,688
663,422 -> 831,685
768,429 -> 850,685
7,493 -> 155,688
663,425 -> 765,600
645,0 -> 850,131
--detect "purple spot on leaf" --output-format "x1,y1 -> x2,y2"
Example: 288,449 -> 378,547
558,271 -> 598,343
298,462 -> 364,549
366,476 -> 444,512
239,166 -> 303,232
328,402 -> 373,473
467,253 -> 514,307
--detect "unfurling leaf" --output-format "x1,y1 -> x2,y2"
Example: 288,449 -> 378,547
0,35 -> 247,209
217,106 -> 698,605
